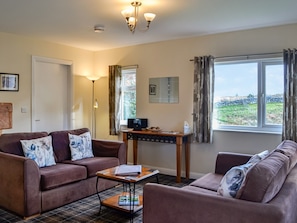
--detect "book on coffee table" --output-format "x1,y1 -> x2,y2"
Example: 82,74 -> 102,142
118,195 -> 140,206
115,164 -> 142,176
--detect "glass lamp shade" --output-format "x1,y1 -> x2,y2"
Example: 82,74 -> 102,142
144,13 -> 156,22
121,8 -> 133,18
128,17 -> 136,26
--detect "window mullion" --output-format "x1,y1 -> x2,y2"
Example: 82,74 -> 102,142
258,62 -> 265,128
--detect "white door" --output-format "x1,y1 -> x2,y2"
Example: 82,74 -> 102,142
32,56 -> 73,132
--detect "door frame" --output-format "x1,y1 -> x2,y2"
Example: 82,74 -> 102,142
31,56 -> 73,132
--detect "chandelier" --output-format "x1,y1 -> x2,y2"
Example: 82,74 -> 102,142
121,1 -> 156,33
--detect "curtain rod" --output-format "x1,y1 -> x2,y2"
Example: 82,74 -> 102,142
122,64 -> 139,69
189,52 -> 282,61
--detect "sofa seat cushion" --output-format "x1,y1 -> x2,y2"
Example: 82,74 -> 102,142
40,163 -> 87,190
182,185 -> 219,196
63,157 -> 120,177
190,173 -> 223,192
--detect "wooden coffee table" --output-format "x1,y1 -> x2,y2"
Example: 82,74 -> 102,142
96,166 -> 159,217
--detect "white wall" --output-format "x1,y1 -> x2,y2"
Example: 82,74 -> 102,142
0,32 -> 94,133
0,23 -> 295,177
93,24 -> 296,177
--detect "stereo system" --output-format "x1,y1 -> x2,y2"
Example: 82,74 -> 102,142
127,118 -> 148,131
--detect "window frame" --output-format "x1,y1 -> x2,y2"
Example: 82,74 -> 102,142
120,67 -> 137,125
213,56 -> 283,133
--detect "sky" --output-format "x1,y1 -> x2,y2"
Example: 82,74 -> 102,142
214,62 -> 283,100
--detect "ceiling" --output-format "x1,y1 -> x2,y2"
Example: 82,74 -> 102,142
0,0 -> 297,51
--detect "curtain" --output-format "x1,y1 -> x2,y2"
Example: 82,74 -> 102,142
109,65 -> 122,135
193,56 -> 215,143
282,49 -> 297,140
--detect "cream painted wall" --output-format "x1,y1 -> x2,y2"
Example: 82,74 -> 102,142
1,23 -> 296,177
0,32 -> 94,133
93,24 -> 297,177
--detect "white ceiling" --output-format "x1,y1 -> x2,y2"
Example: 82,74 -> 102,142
0,0 -> 297,51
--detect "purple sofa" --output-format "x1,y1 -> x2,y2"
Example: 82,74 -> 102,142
143,140 -> 297,223
0,128 -> 126,219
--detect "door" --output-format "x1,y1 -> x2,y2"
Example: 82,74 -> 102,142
32,56 -> 73,132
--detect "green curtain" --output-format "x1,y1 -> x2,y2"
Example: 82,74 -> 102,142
109,65 -> 122,135
282,49 -> 297,140
193,56 -> 215,143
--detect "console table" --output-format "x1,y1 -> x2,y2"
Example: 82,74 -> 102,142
122,130 -> 192,183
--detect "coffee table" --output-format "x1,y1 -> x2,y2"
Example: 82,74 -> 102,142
96,166 -> 159,219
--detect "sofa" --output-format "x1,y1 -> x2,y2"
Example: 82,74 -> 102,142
0,128 -> 126,219
143,140 -> 297,223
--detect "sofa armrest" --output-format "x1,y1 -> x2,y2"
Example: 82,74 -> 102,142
92,139 -> 127,164
0,152 -> 41,218
143,183 -> 284,223
215,152 -> 252,175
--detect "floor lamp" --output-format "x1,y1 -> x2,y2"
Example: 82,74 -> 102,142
87,76 -> 99,138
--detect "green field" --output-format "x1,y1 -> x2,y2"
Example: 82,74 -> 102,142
214,102 -> 283,126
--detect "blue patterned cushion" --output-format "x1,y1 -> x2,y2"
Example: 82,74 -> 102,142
68,132 -> 94,161
21,136 -> 56,167
217,150 -> 269,198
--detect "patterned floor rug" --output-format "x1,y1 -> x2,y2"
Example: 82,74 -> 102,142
0,174 -> 194,223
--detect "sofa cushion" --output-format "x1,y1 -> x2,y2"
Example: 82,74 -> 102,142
217,150 -> 269,198
68,132 -> 94,161
39,163 -> 87,190
20,135 -> 56,167
50,128 -> 90,162
190,173 -> 223,192
0,132 -> 48,156
275,140 -> 297,171
236,151 -> 290,203
63,157 -> 120,177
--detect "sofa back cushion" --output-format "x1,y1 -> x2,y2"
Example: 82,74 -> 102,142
275,140 -> 297,171
236,140 -> 297,203
0,132 -> 48,156
50,128 -> 90,162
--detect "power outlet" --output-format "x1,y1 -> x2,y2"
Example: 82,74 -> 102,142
21,107 -> 27,113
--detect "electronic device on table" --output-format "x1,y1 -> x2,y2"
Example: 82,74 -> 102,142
127,118 -> 148,131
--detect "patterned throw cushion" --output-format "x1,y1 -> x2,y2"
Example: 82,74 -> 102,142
217,150 -> 269,198
68,132 -> 94,161
20,136 -> 56,167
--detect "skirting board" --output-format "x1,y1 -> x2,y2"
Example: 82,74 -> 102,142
127,162 -> 204,180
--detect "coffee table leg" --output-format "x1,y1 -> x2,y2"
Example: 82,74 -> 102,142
96,177 -> 102,213
129,182 -> 136,223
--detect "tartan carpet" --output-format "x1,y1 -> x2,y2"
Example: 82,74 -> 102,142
0,174 -> 194,223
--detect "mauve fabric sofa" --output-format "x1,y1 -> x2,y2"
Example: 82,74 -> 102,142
0,128 -> 126,219
143,140 -> 297,223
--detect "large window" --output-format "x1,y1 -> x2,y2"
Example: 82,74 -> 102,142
120,68 -> 136,122
213,57 -> 283,133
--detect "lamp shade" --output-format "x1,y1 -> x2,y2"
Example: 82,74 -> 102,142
121,8 -> 133,18
86,76 -> 100,81
144,13 -> 156,22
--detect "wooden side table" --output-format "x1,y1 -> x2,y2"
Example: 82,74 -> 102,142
122,130 -> 192,183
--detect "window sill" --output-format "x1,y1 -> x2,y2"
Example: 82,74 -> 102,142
213,128 -> 282,135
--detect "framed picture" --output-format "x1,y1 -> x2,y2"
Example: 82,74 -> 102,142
149,84 -> 156,95
0,73 -> 19,91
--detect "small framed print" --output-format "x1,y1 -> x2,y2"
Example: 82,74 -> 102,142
0,73 -> 19,91
149,84 -> 156,95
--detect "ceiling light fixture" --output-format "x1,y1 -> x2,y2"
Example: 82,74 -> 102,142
121,1 -> 156,33
94,25 -> 105,33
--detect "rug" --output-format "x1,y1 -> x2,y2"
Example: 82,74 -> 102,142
0,174 -> 193,223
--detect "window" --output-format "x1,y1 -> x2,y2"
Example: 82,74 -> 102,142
213,57 -> 283,133
120,67 -> 136,123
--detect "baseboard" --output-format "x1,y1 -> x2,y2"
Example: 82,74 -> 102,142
127,162 -> 204,180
